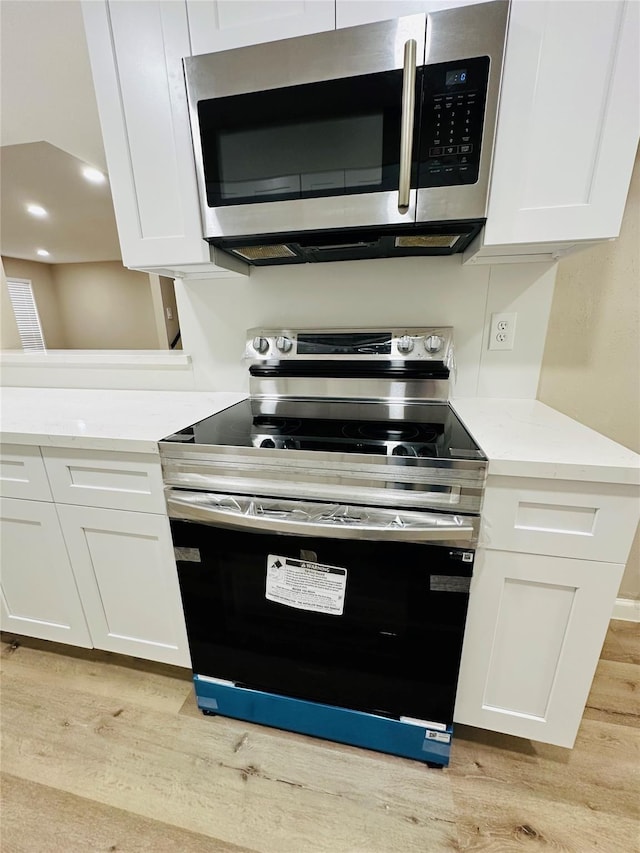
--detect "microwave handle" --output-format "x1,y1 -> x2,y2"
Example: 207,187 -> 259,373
398,39 -> 417,214
166,489 -> 475,542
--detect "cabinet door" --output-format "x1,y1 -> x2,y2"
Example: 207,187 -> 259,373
0,498 -> 91,647
454,549 -> 624,747
187,1 -> 335,55
484,0 -> 639,246
81,1 -> 211,270
336,0 -> 484,29
57,504 -> 190,667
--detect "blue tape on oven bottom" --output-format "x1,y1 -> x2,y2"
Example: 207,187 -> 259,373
193,675 -> 452,766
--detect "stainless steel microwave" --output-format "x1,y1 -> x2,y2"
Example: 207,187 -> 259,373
183,1 -> 509,266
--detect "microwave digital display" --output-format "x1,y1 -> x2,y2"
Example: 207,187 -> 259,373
445,68 -> 468,86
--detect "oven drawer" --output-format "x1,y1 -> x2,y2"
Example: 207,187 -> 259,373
479,475 -> 639,563
0,444 -> 52,501
41,448 -> 165,513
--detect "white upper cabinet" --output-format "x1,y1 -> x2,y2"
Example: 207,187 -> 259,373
336,0 -> 485,29
187,1 -> 335,55
81,1 -> 246,277
468,0 -> 639,262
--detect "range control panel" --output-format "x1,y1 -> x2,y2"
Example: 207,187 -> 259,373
245,327 -> 454,362
419,56 -> 490,188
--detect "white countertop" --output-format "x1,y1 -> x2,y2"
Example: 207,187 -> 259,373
0,387 -> 247,453
452,397 -> 640,485
1,388 -> 638,484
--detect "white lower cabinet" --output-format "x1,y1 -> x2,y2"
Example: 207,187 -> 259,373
454,548 -> 624,747
1,446 -> 190,669
56,504 -> 190,668
0,498 -> 91,647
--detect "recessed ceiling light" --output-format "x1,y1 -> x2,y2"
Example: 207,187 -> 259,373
36,249 -> 50,257
27,204 -> 48,217
82,166 -> 106,184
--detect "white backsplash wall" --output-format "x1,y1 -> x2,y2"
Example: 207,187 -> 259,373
175,255 -> 558,398
477,262 -> 557,397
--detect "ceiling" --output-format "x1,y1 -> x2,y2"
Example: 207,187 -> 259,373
1,142 -> 121,263
0,0 -> 121,263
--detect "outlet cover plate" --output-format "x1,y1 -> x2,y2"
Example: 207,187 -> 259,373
489,312 -> 517,350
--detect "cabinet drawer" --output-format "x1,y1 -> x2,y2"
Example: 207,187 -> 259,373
480,475 -> 639,563
0,444 -> 53,501
41,448 -> 166,513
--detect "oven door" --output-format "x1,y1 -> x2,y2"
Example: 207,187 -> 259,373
169,491 -> 476,726
183,16 -> 426,238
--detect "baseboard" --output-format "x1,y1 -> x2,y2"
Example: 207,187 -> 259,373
612,598 -> 640,622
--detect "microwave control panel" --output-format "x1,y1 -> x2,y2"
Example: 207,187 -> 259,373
419,56 -> 490,188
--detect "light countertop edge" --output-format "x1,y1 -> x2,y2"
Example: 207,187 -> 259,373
0,388 -> 249,454
451,398 -> 640,486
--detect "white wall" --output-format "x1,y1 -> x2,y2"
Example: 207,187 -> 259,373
51,261 -> 161,349
175,255 -> 557,398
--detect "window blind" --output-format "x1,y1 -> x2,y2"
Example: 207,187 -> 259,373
6,278 -> 46,351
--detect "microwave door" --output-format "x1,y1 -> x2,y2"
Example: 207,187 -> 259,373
184,16 -> 426,239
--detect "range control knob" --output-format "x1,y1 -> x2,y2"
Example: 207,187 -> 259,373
424,334 -> 444,354
260,438 -> 276,448
396,335 -> 414,355
276,335 -> 293,353
253,336 -> 270,354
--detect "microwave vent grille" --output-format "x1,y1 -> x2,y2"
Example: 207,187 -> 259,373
394,235 -> 461,249
232,245 -> 296,261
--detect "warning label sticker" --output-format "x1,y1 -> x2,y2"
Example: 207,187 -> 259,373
266,554 -> 347,616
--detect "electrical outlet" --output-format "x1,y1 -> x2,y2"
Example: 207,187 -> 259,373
489,312 -> 517,350
165,307 -> 173,320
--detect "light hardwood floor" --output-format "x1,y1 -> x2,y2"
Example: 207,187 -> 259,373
1,620 -> 638,853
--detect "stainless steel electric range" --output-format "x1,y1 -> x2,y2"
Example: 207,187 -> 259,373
160,327 -> 487,767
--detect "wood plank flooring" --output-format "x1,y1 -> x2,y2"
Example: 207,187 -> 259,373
1,620 -> 638,853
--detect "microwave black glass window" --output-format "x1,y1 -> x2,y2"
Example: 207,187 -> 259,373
196,70 -> 422,207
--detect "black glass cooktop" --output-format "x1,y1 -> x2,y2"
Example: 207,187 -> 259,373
162,399 -> 485,461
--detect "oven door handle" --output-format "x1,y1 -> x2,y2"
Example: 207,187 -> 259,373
166,489 -> 476,542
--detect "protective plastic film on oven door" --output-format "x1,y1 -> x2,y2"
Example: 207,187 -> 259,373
166,490 -> 477,542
